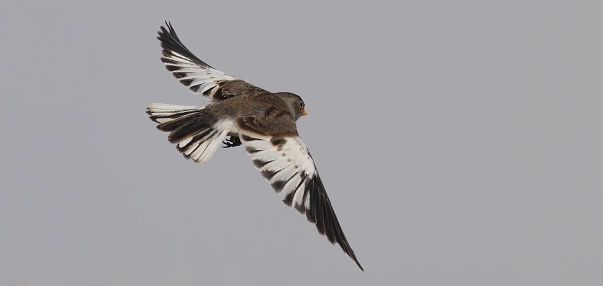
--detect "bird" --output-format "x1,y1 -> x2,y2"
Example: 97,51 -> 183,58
146,22 -> 363,271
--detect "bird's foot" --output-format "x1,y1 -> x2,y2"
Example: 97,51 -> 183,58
223,136 -> 242,148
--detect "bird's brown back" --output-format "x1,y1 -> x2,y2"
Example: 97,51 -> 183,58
206,93 -> 298,137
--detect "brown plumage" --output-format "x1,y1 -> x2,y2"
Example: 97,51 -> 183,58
147,22 -> 363,270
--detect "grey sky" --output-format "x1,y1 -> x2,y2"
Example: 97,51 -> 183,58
1,1 -> 602,285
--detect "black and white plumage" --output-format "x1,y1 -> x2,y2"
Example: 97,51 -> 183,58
158,25 -> 240,97
148,103 -> 234,164
147,22 -> 363,270
239,133 -> 359,261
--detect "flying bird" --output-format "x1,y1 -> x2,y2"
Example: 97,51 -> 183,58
146,22 -> 363,270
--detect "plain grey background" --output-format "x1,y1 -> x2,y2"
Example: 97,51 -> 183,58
1,1 -> 602,285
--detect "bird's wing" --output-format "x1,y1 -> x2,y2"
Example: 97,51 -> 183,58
235,116 -> 364,270
157,22 -> 267,100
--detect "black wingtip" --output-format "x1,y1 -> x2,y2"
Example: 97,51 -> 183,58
339,231 -> 364,271
157,21 -> 211,68
355,257 -> 365,271
349,246 -> 364,271
304,174 -> 364,271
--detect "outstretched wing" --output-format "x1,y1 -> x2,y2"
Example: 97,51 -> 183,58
236,117 -> 363,270
157,22 -> 266,100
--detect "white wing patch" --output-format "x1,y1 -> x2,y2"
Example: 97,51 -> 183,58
158,23 -> 239,97
161,50 -> 239,96
240,134 -> 317,211
239,132 -> 365,270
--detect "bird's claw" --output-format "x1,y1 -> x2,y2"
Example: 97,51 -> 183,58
223,136 -> 242,148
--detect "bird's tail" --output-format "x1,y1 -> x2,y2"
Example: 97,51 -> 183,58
146,103 -> 234,164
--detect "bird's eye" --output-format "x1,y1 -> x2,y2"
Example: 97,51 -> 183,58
299,102 -> 304,108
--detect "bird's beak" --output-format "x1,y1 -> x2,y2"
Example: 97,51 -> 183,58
301,108 -> 307,116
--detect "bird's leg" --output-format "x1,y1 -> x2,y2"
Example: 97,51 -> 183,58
222,136 -> 242,148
